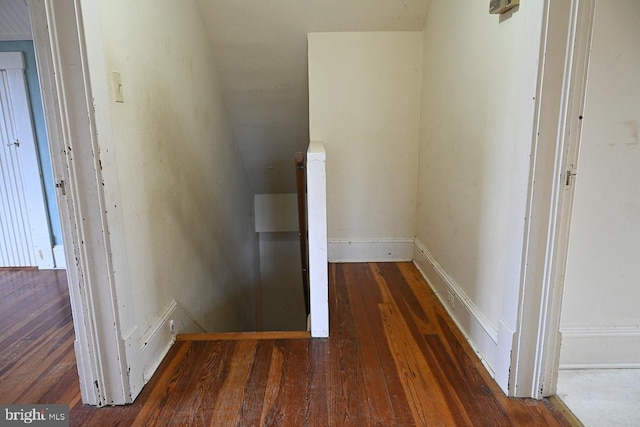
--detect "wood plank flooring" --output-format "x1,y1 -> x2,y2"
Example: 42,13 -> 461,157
0,263 -> 572,426
0,268 -> 80,408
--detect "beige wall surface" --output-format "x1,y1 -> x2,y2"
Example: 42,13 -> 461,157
560,0 -> 640,364
308,31 -> 423,242
96,0 -> 259,333
415,0 -> 542,329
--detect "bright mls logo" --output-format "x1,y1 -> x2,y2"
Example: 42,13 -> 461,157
0,405 -> 68,427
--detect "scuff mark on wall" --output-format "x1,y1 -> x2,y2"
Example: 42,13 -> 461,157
623,119 -> 639,146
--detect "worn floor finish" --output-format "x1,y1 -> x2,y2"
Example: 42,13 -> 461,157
0,268 -> 80,407
1,264 -> 570,426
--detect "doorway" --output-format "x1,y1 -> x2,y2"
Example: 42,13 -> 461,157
25,0 -> 151,406
0,47 -> 60,269
554,1 -> 640,425
1,0 -> 139,406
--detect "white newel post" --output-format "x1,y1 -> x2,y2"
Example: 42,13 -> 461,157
306,142 -> 329,337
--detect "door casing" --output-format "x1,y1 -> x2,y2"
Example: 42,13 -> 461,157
29,0 -> 143,406
508,0 -> 595,398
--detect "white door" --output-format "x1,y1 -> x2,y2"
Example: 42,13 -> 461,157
0,52 -> 53,268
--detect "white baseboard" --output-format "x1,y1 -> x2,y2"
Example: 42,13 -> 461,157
171,300 -> 207,335
53,245 -> 66,269
495,320 -> 517,394
139,301 -> 177,383
559,327 -> 640,369
413,239 -> 498,376
138,299 -> 205,383
328,238 -> 414,262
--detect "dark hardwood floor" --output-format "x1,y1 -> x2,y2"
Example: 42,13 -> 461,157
0,264 -> 572,426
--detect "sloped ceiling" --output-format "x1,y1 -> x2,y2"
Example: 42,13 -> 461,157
196,0 -> 431,194
0,0 -> 430,194
0,0 -> 31,41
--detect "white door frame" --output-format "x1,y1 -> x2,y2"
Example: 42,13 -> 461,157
509,0 -> 595,398
0,52 -> 54,269
29,0 -> 139,406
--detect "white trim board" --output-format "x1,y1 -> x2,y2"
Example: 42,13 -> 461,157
519,0 -> 596,398
136,299 -> 205,383
307,141 -> 329,338
53,244 -> 66,269
328,238 -> 413,262
0,52 -> 25,69
413,239 -> 498,377
559,327 -> 640,369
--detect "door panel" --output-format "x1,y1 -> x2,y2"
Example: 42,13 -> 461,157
0,53 -> 53,268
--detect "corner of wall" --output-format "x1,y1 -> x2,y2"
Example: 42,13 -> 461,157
328,238 -> 414,262
136,299 -> 205,384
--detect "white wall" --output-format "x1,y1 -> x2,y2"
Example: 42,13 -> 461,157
308,32 -> 422,262
93,0 -> 259,335
559,0 -> 640,368
413,0 -> 546,379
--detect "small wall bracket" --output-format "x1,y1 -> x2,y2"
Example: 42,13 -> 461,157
490,0 -> 519,14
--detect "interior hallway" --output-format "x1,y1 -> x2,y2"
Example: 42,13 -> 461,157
0,264 -> 571,426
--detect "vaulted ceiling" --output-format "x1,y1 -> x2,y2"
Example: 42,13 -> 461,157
1,0 -> 431,194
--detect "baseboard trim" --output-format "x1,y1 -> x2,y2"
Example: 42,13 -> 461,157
171,300 -> 207,335
559,327 -> 640,369
139,301 -> 177,383
138,299 -> 205,383
53,245 -> 66,269
328,238 -> 414,262
413,239 -> 498,375
495,320 -> 517,393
